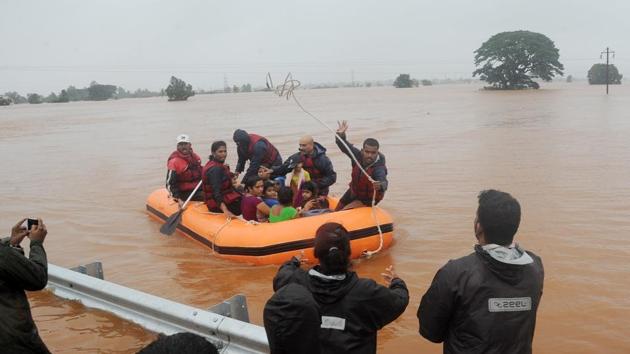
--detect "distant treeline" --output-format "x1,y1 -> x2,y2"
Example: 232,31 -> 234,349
0,76 -> 486,107
1,79 -> 263,106
1,81 -> 164,106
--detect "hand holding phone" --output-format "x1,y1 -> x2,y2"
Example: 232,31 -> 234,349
28,218 -> 47,243
10,218 -> 29,246
27,218 -> 39,231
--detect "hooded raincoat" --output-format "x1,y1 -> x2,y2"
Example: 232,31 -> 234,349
418,244 -> 544,354
266,258 -> 409,354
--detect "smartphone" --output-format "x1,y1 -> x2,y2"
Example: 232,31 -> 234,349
27,218 -> 39,230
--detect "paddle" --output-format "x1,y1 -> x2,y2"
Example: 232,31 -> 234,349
160,180 -> 203,236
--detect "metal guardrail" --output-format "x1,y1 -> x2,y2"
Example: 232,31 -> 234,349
46,264 -> 269,353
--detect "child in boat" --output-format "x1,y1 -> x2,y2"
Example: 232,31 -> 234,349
300,181 -> 330,210
263,180 -> 279,208
273,176 -> 285,192
241,176 -> 270,222
286,162 -> 310,206
269,187 -> 299,223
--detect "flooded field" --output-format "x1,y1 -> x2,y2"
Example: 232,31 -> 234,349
1,82 -> 629,353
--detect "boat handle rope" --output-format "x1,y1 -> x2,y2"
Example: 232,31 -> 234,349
209,216 -> 262,254
267,73 -> 384,257
211,217 -> 232,254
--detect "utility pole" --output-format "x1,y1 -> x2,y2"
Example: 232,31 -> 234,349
600,47 -> 616,94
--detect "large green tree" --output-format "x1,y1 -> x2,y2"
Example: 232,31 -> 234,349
473,31 -> 564,89
165,76 -> 194,101
587,64 -> 622,85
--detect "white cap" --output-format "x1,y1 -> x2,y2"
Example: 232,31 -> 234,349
176,134 -> 191,144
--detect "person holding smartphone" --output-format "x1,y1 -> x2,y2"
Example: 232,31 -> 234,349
0,218 -> 51,353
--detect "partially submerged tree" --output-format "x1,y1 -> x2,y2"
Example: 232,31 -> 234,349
3,91 -> 27,104
88,82 -> 117,101
66,85 -> 90,101
587,64 -> 622,85
27,93 -> 43,104
393,74 -> 419,88
45,92 -> 58,103
57,89 -> 70,103
165,76 -> 194,101
473,30 -> 564,89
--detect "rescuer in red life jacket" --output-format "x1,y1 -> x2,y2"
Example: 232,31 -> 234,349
166,134 -> 203,202
233,129 -> 283,184
334,120 -> 388,211
261,135 -> 337,197
202,140 -> 242,218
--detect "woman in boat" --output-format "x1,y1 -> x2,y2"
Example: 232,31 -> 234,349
269,187 -> 299,223
240,176 -> 270,222
202,141 -> 242,217
265,222 -> 409,353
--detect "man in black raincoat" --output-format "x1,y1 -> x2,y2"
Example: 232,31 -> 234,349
0,218 -> 50,354
418,190 -> 544,354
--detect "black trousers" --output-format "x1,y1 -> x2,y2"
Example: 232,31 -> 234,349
208,198 -> 242,216
173,189 -> 204,202
335,189 -> 379,211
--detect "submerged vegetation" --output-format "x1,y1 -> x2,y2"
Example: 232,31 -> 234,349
393,74 -> 418,88
473,31 -> 564,90
2,82 -> 164,105
588,64 -> 623,85
165,76 -> 195,101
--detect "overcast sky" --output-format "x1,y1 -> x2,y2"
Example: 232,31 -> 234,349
1,0 -> 629,94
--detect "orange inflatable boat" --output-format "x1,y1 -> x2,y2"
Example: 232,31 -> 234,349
146,188 -> 394,265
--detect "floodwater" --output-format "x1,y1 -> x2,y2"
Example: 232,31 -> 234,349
1,83 -> 629,353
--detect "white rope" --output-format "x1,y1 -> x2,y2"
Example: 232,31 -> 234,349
266,72 -> 384,257
211,217 -> 232,254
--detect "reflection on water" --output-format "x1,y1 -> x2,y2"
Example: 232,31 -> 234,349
2,82 -> 630,353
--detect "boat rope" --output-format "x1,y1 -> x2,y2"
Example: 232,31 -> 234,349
211,217 -> 232,254
207,213 -> 262,254
266,72 -> 384,257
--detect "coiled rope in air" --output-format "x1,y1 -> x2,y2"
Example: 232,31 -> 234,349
266,72 -> 384,257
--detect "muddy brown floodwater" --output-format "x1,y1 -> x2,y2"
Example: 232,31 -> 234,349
1,82 -> 629,353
